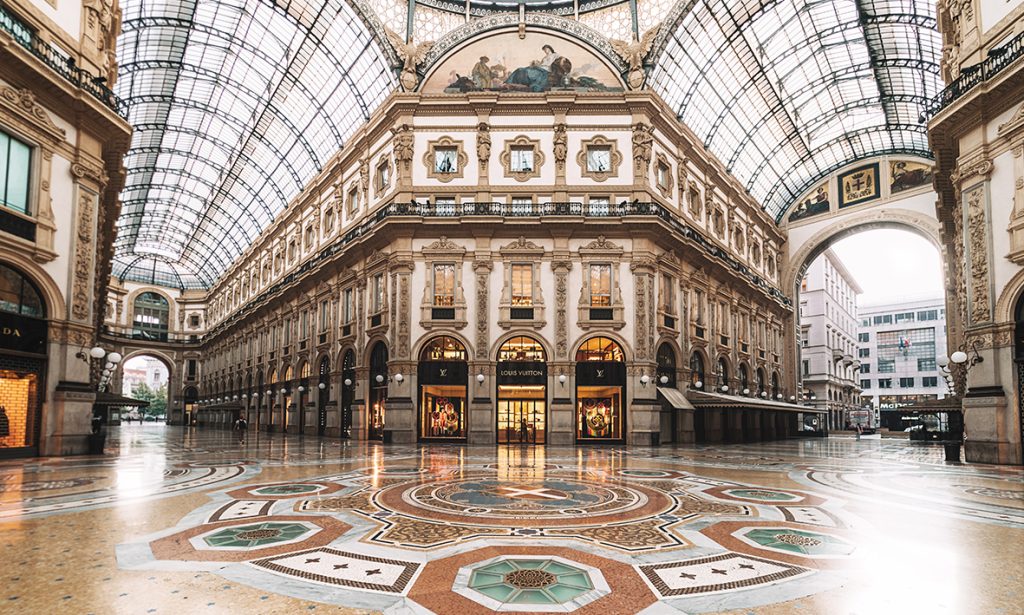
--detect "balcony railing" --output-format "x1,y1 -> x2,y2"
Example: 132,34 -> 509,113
205,200 -> 792,339
0,3 -> 128,118
100,325 -> 201,345
922,30 -> 1024,121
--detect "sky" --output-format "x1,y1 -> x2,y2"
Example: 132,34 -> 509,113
827,229 -> 944,307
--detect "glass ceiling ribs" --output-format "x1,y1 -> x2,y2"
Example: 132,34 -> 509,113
650,0 -> 941,222
112,0 -> 395,289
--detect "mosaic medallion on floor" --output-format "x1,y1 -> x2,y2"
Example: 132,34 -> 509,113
454,555 -> 609,612
119,461 -> 866,612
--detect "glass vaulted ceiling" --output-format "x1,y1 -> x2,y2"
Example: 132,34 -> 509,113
111,0 -> 941,289
650,0 -> 941,222
112,0 -> 394,289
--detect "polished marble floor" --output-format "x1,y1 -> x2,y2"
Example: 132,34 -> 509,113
1,426 -> 1022,614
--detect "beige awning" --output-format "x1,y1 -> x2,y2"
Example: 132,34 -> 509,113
94,391 -> 151,408
686,390 -> 824,414
657,387 -> 695,410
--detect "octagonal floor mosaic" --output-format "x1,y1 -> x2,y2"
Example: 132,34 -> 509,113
1,426 -> 1022,614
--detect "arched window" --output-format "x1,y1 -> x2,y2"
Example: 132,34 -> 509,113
575,337 -> 624,362
498,336 -> 546,362
771,372 -> 780,398
717,357 -> 730,388
132,291 -> 169,341
420,336 -> 467,361
690,352 -> 705,388
739,364 -> 750,392
756,368 -> 767,394
656,343 -> 676,386
0,263 -> 44,317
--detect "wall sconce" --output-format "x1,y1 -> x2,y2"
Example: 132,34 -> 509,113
318,382 -> 326,390
233,394 -> 239,400
266,390 -> 272,396
297,385 -> 305,393
760,391 -> 768,398
279,388 -> 287,394
692,380 -> 703,390
375,374 -> 385,384
720,385 -> 729,393
776,393 -> 783,400
950,341 -> 983,368
241,393 -> 248,399
476,373 -> 485,384
640,374 -> 650,387
344,378 -> 353,386
76,345 -> 107,362
108,352 -> 122,364
659,375 -> 669,385
742,388 -> 750,395
394,373 -> 404,383
558,374 -> 567,386
789,395 -> 796,401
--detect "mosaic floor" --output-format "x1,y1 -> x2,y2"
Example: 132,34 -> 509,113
2,426 -> 1023,614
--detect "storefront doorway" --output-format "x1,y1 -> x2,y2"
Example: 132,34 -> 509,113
0,264 -> 47,458
418,336 -> 468,441
368,342 -> 388,441
496,337 -> 547,445
575,337 -> 626,443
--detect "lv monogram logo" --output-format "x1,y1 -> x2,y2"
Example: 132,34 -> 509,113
439,368 -> 447,377
596,369 -> 605,378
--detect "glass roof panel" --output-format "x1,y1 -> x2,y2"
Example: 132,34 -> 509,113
112,0 -> 395,289
651,0 -> 941,221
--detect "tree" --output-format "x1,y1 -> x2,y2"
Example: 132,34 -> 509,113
131,381 -> 167,418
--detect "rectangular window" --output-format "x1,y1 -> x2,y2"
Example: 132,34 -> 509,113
694,289 -> 705,326
377,162 -> 390,191
860,379 -> 871,389
878,378 -> 892,389
186,359 -> 197,379
300,310 -> 309,339
319,300 -> 328,331
878,359 -> 895,373
858,348 -> 870,357
511,263 -> 533,306
434,148 -> 457,173
656,163 -> 669,188
586,146 -> 611,172
802,360 -> 809,376
917,309 -> 938,320
861,364 -> 871,373
0,130 -> 32,214
858,332 -> 870,342
861,318 -> 870,326
590,264 -> 611,306
922,376 -> 938,387
348,188 -> 359,213
372,274 -> 384,313
343,289 -> 353,323
917,358 -> 936,371
895,311 -> 915,323
510,147 -> 534,172
284,318 -> 292,344
661,273 -> 675,312
899,377 -> 915,388
433,264 -> 456,306
873,315 -> 892,325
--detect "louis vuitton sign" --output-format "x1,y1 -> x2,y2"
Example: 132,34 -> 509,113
497,362 -> 547,385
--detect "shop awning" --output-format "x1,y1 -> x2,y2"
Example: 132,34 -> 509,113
94,391 -> 150,408
686,390 -> 824,414
201,402 -> 243,411
658,387 -> 695,410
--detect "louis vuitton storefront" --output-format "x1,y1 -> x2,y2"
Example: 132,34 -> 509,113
575,337 -> 626,443
418,336 -> 469,441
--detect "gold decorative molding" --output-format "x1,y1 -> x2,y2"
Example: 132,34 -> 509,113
423,136 -> 467,183
499,135 -> 545,182
576,135 -> 622,182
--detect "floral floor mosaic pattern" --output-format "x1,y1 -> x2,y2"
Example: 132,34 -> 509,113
2,426 -> 1023,613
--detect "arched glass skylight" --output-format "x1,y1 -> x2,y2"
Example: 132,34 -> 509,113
112,0 -> 395,289
649,0 -> 942,221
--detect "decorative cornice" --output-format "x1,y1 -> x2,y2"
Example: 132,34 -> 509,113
950,158 -> 993,185
0,85 -> 65,141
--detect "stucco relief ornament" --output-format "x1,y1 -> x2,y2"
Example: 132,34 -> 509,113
384,28 -> 434,91
967,188 -> 991,323
392,124 -> 414,174
609,24 -> 660,90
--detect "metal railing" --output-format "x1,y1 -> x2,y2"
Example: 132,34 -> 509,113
922,31 -> 1024,121
0,3 -> 128,118
100,325 -> 201,345
205,199 -> 792,339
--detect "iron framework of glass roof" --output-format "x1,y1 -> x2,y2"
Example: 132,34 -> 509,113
649,0 -> 941,222
110,0 -> 942,289
112,0 -> 395,289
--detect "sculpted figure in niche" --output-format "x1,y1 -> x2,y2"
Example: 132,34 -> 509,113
393,125 -> 414,172
632,123 -> 654,176
553,124 -> 568,169
477,123 -> 491,168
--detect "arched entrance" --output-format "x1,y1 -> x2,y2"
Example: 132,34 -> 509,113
0,263 -> 47,456
417,336 -> 469,441
496,336 -> 547,445
119,353 -> 171,424
317,357 -> 330,437
282,365 -> 294,432
368,342 -> 388,441
297,361 -> 310,434
575,337 -> 626,443
341,349 -> 355,438
716,356 -> 730,393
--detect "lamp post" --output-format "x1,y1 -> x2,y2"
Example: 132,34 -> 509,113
942,344 -> 983,463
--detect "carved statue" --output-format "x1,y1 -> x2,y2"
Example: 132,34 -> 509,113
384,28 -> 434,91
476,123 -> 491,168
632,122 -> 654,177
610,24 -> 661,90
553,123 -> 568,170
392,124 -> 414,173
